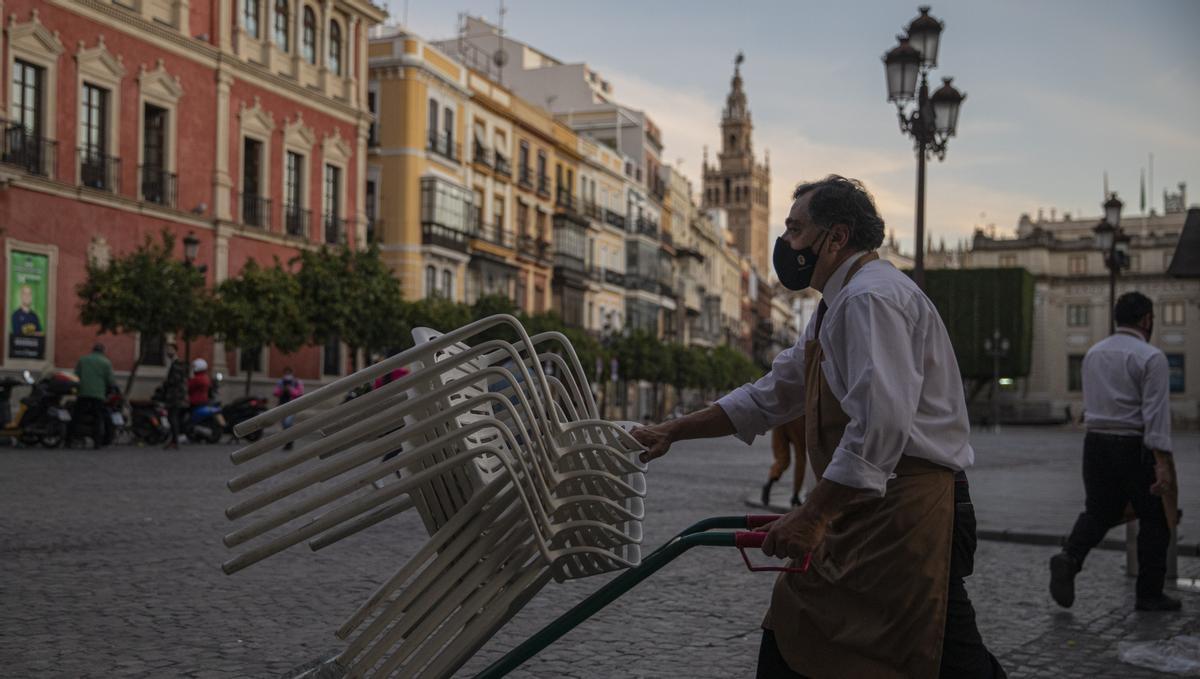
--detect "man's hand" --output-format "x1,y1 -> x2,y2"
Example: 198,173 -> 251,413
631,422 -> 675,464
1151,454 -> 1176,497
760,502 -> 829,561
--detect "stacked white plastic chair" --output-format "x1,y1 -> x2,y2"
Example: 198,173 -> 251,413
222,314 -> 646,678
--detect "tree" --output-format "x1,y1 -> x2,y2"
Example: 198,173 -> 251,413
216,258 -> 311,394
341,245 -> 408,365
294,246 -> 354,349
77,231 -> 212,394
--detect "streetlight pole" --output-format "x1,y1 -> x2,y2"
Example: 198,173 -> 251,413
1092,193 -> 1127,333
181,231 -> 206,366
882,6 -> 966,290
982,329 -> 1009,433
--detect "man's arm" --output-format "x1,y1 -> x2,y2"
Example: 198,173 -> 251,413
632,404 -> 736,463
1142,352 -> 1174,495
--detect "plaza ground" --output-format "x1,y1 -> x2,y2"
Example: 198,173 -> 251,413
1,427 -> 1197,677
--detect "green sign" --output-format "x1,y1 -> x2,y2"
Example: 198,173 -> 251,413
8,250 -> 49,360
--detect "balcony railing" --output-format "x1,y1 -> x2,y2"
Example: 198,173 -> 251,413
604,209 -> 626,229
555,190 -> 576,212
427,132 -> 460,163
518,233 -> 552,260
603,269 -> 625,287
139,165 -> 177,208
494,151 -> 511,177
324,214 -> 347,244
365,217 -> 380,244
536,175 -> 550,197
518,167 -> 532,189
582,200 -> 603,221
240,193 -> 271,228
474,222 -> 514,249
633,216 -> 659,239
284,205 -> 310,237
79,148 -> 121,193
422,221 -> 471,251
472,141 -> 492,167
2,125 -> 56,177
624,273 -> 659,294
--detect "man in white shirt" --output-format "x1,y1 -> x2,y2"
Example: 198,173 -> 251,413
1050,291 -> 1179,611
633,176 -> 1005,678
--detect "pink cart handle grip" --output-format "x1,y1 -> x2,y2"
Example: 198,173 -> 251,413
735,531 -> 812,574
745,514 -> 782,529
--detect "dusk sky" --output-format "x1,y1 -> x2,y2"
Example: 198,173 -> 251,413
387,0 -> 1200,258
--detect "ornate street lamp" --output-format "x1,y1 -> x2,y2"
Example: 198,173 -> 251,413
1092,193 -> 1127,332
183,231 -> 200,264
882,6 -> 966,290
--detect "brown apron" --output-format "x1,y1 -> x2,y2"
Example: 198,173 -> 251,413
763,253 -> 955,679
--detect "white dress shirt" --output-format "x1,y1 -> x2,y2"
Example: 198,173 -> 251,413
716,252 -> 974,496
1082,329 -> 1173,452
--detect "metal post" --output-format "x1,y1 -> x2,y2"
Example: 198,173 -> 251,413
913,77 -> 929,291
1107,248 -> 1117,334
991,350 -> 1000,433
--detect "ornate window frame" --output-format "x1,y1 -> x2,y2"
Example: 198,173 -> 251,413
238,97 -> 276,227
282,114 -> 316,236
136,59 -> 184,202
4,11 -> 65,143
321,128 -> 351,242
75,37 -> 126,189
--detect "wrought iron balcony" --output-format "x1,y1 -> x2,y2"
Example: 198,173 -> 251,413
603,269 -> 625,287
634,216 -> 659,239
240,193 -> 271,228
422,221 -> 471,251
472,141 -> 492,167
2,125 -> 56,177
555,190 -> 576,212
518,166 -> 532,189
582,200 -> 603,221
284,205 -> 310,237
604,209 -> 626,229
365,217 -> 381,244
78,148 -> 120,193
139,165 -> 177,208
494,151 -> 511,177
474,222 -> 514,249
324,214 -> 347,244
426,132 -> 460,163
536,175 -> 551,197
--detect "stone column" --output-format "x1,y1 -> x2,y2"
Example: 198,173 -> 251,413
355,123 -> 368,249
317,0 -> 330,92
218,0 -> 233,52
213,70 -> 234,221
176,0 -> 190,37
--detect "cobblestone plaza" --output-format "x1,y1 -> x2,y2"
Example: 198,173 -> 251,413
2,428 -> 1197,678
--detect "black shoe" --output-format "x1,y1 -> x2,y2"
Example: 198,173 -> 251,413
1049,552 -> 1079,608
790,494 -> 802,507
1136,594 -> 1182,611
760,480 -> 774,507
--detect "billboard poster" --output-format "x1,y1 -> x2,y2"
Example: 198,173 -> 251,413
8,250 -> 49,360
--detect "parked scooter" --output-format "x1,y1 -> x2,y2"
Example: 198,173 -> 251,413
0,369 -> 76,448
183,372 -> 226,444
223,394 -> 268,442
130,391 -> 172,446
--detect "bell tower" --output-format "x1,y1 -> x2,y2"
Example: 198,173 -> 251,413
703,52 -> 771,276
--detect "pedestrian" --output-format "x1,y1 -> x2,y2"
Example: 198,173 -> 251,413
274,366 -> 304,451
74,342 -> 116,449
1050,291 -> 1179,612
188,358 -> 212,409
161,342 -> 188,449
632,176 -> 1006,678
762,417 -> 806,507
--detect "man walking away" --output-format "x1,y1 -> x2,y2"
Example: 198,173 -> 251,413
1050,291 -> 1179,612
161,342 -> 188,449
75,343 -> 116,449
763,416 -> 806,507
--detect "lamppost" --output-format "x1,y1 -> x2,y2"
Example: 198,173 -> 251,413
181,231 -> 207,365
882,6 -> 966,290
1092,193 -> 1129,333
982,329 -> 1009,432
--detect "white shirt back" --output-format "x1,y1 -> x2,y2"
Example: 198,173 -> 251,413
1082,329 -> 1173,452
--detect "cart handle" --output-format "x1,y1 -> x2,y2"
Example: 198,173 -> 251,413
734,531 -> 812,573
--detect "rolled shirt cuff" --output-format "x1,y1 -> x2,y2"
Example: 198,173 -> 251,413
1144,432 -> 1173,454
715,389 -> 767,445
821,446 -> 890,497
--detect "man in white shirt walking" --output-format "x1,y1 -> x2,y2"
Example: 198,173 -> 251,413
633,176 -> 1005,678
1050,291 -> 1179,611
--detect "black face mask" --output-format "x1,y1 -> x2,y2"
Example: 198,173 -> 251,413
773,231 -> 828,291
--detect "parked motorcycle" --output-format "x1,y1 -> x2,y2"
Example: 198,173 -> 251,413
0,369 -> 75,448
183,372 -> 226,444
223,394 -> 268,442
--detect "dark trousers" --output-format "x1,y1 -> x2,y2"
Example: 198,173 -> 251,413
1064,432 -> 1168,598
167,406 -> 185,444
73,396 -> 108,448
756,473 -> 1007,679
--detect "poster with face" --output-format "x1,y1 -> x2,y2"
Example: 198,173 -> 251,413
8,250 -> 48,360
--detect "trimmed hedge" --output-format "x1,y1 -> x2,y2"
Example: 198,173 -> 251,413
921,268 -> 1034,380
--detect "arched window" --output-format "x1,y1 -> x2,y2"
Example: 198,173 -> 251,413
302,7 -> 316,64
273,0 -> 289,50
328,20 -> 342,75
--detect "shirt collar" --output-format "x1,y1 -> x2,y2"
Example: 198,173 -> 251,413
820,251 -> 867,303
1114,327 -> 1146,342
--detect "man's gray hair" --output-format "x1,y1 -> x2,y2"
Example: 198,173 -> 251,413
792,175 -> 886,252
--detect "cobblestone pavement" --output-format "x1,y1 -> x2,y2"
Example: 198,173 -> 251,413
1,428 -> 1197,678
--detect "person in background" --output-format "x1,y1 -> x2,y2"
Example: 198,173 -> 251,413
763,416 -> 807,507
274,367 -> 305,451
1050,291 -> 1179,612
74,342 -> 116,449
161,342 -> 188,449
188,358 -> 212,409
